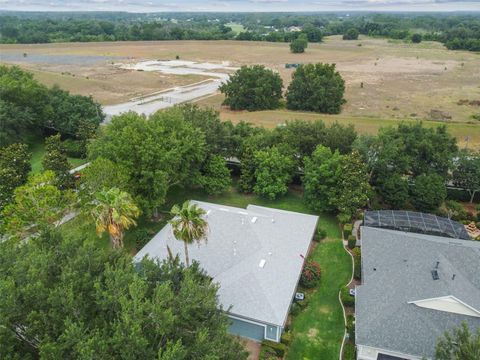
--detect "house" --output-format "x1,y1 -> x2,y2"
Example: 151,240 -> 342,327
355,226 -> 480,360
134,201 -> 318,342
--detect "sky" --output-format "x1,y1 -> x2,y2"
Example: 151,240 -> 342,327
0,0 -> 479,12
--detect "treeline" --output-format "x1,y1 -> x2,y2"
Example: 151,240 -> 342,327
1,12 -> 479,52
0,65 -> 104,148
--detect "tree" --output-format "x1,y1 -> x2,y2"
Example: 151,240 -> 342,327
435,322 -> 480,360
411,33 -> 423,43
0,143 -> 31,210
90,187 -> 141,249
199,155 -> 232,195
0,231 -> 247,359
452,150 -> 480,203
169,201 -> 208,267
290,35 -> 308,53
1,171 -> 75,237
42,133 -> 72,187
343,28 -> 359,40
88,110 -> 206,215
332,151 -> 371,223
378,173 -> 410,209
80,157 -> 131,202
303,145 -> 343,213
411,173 -> 447,212
324,122 -> 357,154
219,65 -> 283,111
286,63 -> 346,114
253,146 -> 295,200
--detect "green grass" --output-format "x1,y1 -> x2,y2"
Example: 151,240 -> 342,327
28,137 -> 88,174
287,225 -> 351,359
226,22 -> 245,34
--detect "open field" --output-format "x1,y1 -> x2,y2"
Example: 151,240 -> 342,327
1,36 -> 479,146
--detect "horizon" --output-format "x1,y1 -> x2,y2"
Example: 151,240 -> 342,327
1,0 -> 479,13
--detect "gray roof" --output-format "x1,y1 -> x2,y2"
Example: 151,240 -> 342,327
134,201 -> 318,327
356,227 -> 480,359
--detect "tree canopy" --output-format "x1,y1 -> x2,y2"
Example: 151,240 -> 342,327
0,230 -> 247,359
219,65 -> 283,111
88,109 -> 206,215
0,143 -> 31,210
435,322 -> 480,360
286,63 -> 346,114
343,28 -> 359,40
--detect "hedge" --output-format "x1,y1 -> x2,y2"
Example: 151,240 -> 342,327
343,342 -> 356,360
343,223 -> 353,239
347,235 -> 356,249
341,286 -> 355,308
261,340 -> 287,358
352,247 -> 361,280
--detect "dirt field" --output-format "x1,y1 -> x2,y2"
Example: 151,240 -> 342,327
1,36 -> 479,143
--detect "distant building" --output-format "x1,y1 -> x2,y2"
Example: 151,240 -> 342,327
356,226 -> 480,359
286,26 -> 303,32
135,201 -> 318,342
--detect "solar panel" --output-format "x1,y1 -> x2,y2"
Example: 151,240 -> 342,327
363,210 -> 471,240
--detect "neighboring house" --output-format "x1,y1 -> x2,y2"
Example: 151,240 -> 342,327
286,26 -> 303,32
356,226 -> 480,360
134,201 -> 318,342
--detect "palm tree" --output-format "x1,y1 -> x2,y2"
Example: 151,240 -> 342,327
169,201 -> 208,267
91,187 -> 141,249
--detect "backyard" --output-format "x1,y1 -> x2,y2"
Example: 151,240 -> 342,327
60,182 -> 352,359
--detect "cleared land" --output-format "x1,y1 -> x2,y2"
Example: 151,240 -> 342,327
1,36 -> 479,147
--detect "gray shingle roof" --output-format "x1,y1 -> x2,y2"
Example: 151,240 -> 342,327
134,201 -> 318,327
356,227 -> 480,359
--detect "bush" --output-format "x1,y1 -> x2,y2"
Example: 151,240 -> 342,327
443,200 -> 468,221
290,35 -> 308,53
281,331 -> 293,345
346,314 -> 355,341
316,227 -> 327,241
130,228 -> 152,251
411,33 -> 422,43
343,28 -> 359,40
343,342 -> 356,360
341,286 -> 355,307
259,344 -> 277,360
297,297 -> 309,309
261,340 -> 286,358
352,247 -> 361,280
300,260 -> 321,288
290,302 -> 301,316
62,139 -> 85,158
343,223 -> 353,239
347,235 -> 356,249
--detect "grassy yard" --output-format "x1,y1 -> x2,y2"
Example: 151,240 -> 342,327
287,223 -> 351,359
226,23 -> 246,34
29,137 -> 87,174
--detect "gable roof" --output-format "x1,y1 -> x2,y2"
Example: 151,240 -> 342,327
134,201 -> 318,327
356,227 -> 480,359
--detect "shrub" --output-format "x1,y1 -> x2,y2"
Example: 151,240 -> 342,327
281,331 -> 293,345
341,286 -> 355,307
343,28 -> 359,40
300,260 -> 321,288
443,200 -> 468,221
259,344 -> 277,360
130,228 -> 152,251
261,340 -> 287,358
343,342 -> 356,360
343,223 -> 353,239
62,139 -> 85,158
346,314 -> 355,340
316,227 -> 327,241
290,302 -> 301,316
347,235 -> 356,249
290,35 -> 308,53
297,297 -> 309,309
352,247 -> 361,280
411,33 -> 422,43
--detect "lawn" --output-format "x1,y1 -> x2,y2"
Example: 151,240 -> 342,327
60,182 -> 351,359
286,224 -> 351,359
29,137 -> 87,174
226,22 -> 246,34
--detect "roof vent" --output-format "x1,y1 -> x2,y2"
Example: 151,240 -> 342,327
251,217 -> 258,223
431,270 -> 440,280
259,259 -> 266,268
